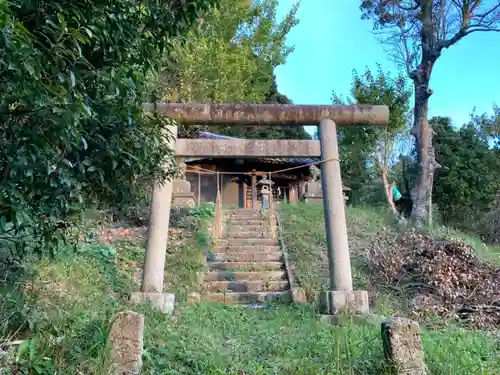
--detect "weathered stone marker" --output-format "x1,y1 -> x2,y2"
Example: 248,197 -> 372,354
381,317 -> 428,375
141,103 -> 389,315
107,311 -> 144,375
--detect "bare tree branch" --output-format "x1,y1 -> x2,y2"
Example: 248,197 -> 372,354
360,0 -> 500,225
366,0 -> 500,55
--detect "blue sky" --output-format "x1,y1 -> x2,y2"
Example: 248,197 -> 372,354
275,1 -> 500,132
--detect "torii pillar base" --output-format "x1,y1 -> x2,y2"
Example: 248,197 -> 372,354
319,290 -> 369,316
129,292 -> 175,314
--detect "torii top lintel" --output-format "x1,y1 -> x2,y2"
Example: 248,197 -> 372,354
142,103 -> 389,126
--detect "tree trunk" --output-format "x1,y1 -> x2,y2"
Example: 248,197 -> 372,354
409,0 -> 443,227
410,80 -> 439,226
381,168 -> 397,214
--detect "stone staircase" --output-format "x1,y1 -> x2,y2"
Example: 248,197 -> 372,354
202,209 -> 291,305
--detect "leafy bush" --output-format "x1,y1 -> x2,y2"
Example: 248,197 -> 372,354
0,0 -> 218,269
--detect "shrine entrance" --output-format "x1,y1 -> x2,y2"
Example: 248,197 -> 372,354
243,171 -> 298,208
134,102 -> 389,318
182,132 -> 317,209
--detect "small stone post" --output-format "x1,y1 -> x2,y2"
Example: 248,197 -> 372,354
381,317 -> 428,375
130,125 -> 177,313
318,119 -> 369,316
107,311 -> 144,375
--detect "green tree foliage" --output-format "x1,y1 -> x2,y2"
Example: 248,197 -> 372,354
0,0 -> 216,268
332,66 -> 411,205
432,116 -> 500,227
472,104 -> 500,148
160,0 -> 304,139
222,74 -> 311,139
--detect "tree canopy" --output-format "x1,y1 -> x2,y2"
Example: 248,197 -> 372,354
0,0 -> 218,266
432,116 -> 500,227
219,73 -> 312,140
159,0 -> 307,140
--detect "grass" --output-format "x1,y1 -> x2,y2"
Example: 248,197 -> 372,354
142,304 -> 389,374
141,303 -> 500,375
278,203 -> 390,298
1,202 -> 499,374
277,202 -> 500,373
3,269 -> 499,375
0,205 -> 213,374
279,202 -> 500,299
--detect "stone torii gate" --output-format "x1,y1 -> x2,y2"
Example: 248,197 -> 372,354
131,103 -> 389,317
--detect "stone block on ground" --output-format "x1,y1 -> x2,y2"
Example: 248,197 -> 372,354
196,271 -> 205,285
292,287 -> 307,304
319,290 -> 369,315
381,317 -> 428,375
187,292 -> 201,304
129,292 -> 175,313
107,311 -> 144,375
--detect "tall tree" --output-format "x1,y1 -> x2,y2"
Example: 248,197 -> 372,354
360,0 -> 500,226
159,0 -> 299,138
333,66 -> 412,209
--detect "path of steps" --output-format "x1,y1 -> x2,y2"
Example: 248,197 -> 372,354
202,209 -> 291,305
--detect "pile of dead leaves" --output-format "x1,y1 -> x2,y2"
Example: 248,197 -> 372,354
98,227 -> 147,245
367,231 -> 500,328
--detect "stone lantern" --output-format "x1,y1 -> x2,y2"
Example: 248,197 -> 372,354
257,175 -> 274,209
172,160 -> 195,208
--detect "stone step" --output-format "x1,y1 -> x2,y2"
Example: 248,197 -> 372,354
212,245 -> 281,253
225,219 -> 270,226
225,213 -> 267,220
204,270 -> 286,282
225,225 -> 271,231
217,238 -> 278,246
205,280 -> 289,293
224,209 -> 262,214
225,209 -> 263,215
226,211 -> 265,215
210,251 -> 282,262
208,261 -> 283,271
225,218 -> 267,224
202,291 -> 291,304
222,231 -> 272,239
